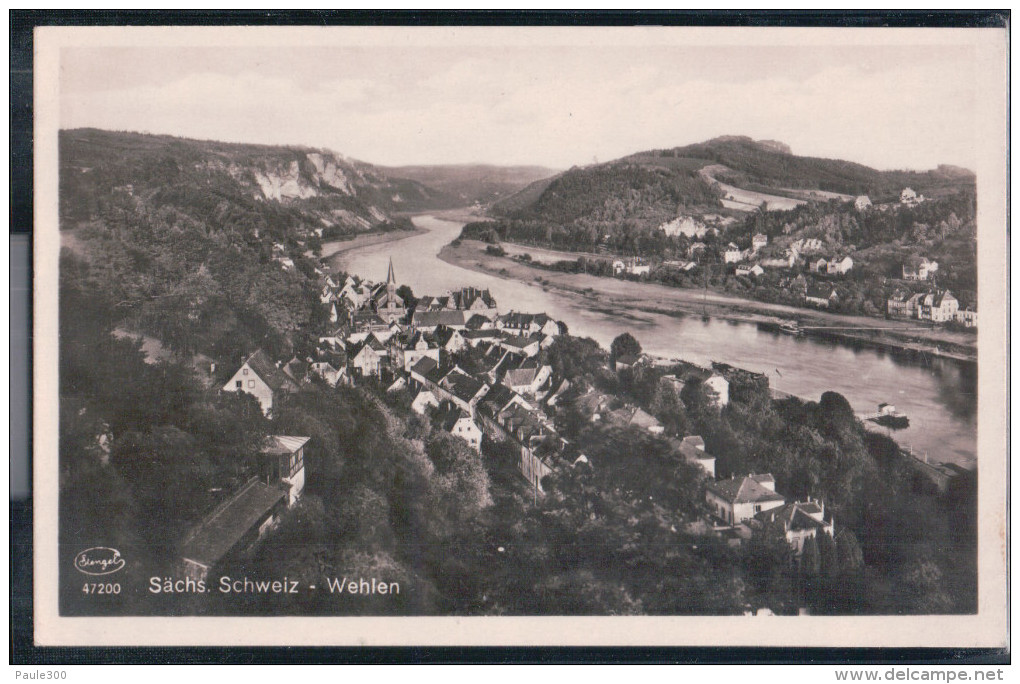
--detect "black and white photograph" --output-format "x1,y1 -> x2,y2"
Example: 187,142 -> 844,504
30,20 -> 1008,648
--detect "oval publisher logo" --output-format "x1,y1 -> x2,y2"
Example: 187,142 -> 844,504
73,547 -> 125,576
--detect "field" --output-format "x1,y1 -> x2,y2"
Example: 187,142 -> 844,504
699,164 -> 806,211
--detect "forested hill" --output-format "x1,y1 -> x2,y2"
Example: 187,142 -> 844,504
490,135 -> 975,226
628,136 -> 975,199
59,128 -> 442,362
60,128 -> 458,229
378,164 -> 558,207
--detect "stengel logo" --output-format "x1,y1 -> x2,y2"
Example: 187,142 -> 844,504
73,547 -> 125,576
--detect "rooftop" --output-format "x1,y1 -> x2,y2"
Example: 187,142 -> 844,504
707,475 -> 785,505
262,435 -> 310,456
244,350 -> 297,393
180,478 -> 286,568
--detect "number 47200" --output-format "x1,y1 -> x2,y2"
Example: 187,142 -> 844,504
82,582 -> 120,594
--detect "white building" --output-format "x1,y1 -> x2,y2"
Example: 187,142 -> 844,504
706,474 -> 786,526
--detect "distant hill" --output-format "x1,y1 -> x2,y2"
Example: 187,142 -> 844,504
490,135 -> 975,229
380,164 -> 559,207
632,136 -> 974,200
60,128 -> 452,232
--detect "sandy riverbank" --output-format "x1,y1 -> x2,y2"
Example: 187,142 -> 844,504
439,239 -> 977,364
317,227 -> 427,264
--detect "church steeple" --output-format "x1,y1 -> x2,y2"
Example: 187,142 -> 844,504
386,257 -> 396,287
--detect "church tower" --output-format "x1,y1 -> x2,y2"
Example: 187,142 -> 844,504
375,256 -> 405,323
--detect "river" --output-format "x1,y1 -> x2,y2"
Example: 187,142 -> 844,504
329,215 -> 977,468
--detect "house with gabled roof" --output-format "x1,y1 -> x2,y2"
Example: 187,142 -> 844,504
180,434 -> 309,582
434,325 -> 467,353
705,473 -> 786,526
434,402 -> 483,451
887,288 -> 917,318
452,286 -> 498,316
755,499 -> 834,556
607,405 -> 664,434
663,366 -> 730,407
462,328 -> 502,347
498,333 -> 541,358
282,357 -> 309,385
918,290 -> 959,323
498,312 -> 560,338
411,389 -> 440,415
503,362 -> 553,398
409,355 -> 439,386
465,313 -> 495,330
805,283 -> 839,308
411,309 -> 469,332
902,257 -> 939,281
956,306 -> 977,328
351,310 -> 390,334
828,256 -> 854,275
677,435 -> 716,477
309,360 -> 344,387
222,349 -> 300,416
724,243 -> 744,264
438,370 -> 490,414
347,336 -> 387,378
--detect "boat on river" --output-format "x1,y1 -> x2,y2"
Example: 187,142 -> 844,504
866,403 -> 910,429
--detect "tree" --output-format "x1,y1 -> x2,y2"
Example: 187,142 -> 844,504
817,391 -> 857,442
650,381 -> 687,436
800,536 -> 821,579
836,529 -> 865,573
817,531 -> 839,579
396,285 -> 417,310
609,332 -> 642,368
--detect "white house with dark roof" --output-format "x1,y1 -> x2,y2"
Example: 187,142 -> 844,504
705,474 -> 786,525
902,258 -> 939,281
498,333 -> 541,358
805,283 -> 839,307
222,349 -> 300,416
411,389 -> 440,415
678,435 -> 716,477
309,360 -> 343,387
724,243 -> 744,264
434,402 -> 483,451
828,256 -> 854,275
918,290 -> 959,323
755,499 -> 834,556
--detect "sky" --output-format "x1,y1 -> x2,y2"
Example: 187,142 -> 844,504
59,33 -> 982,171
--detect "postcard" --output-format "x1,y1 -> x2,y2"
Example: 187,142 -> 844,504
32,22 -> 1008,648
